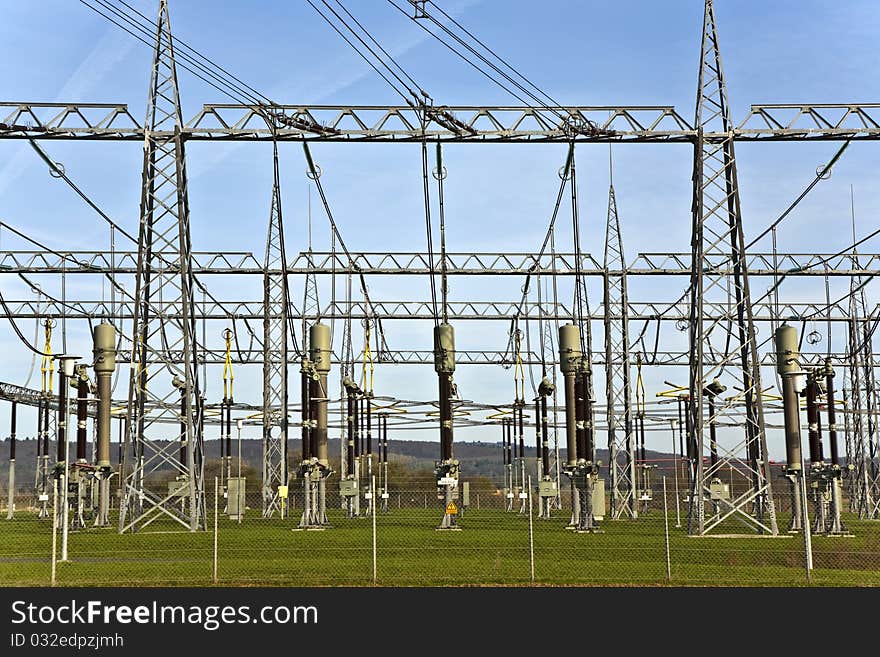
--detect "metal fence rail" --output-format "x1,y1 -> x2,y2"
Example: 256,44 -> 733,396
1,476 -> 878,587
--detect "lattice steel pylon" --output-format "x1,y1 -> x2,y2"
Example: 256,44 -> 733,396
262,141 -> 290,518
846,255 -> 880,519
603,175 -> 635,519
119,0 -> 205,533
685,0 -> 777,535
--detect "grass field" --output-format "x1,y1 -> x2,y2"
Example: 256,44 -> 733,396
1,507 -> 879,586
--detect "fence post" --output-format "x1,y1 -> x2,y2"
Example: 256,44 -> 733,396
51,479 -> 58,587
477,493 -> 480,510
662,476 -> 671,582
527,476 -> 535,583
213,476 -> 218,584
371,475 -> 377,585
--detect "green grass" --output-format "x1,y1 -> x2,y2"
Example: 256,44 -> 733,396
1,508 -> 878,586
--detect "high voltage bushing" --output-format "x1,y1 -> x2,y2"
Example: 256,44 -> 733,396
558,324 -> 602,533
299,322 -> 333,529
92,322 -> 116,526
92,323 -> 116,469
774,323 -> 809,533
434,323 -> 460,530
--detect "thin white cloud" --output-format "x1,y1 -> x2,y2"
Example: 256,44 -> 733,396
0,28 -> 136,196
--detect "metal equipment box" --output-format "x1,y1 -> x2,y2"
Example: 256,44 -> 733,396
538,479 -> 557,498
461,481 -> 470,508
339,478 -> 358,498
167,479 -> 188,498
591,478 -> 605,520
227,477 -> 246,520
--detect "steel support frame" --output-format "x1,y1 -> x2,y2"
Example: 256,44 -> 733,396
118,0 -> 204,534
261,142 -> 290,518
686,0 -> 777,536
604,183 -> 636,520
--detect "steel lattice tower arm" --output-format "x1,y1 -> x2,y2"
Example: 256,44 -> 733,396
118,0 -> 205,533
603,177 -> 635,520
686,0 -> 777,536
262,142 -> 290,518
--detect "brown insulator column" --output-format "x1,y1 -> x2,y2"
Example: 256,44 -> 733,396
36,398 -> 43,461
434,324 -> 455,462
825,359 -> 839,466
806,372 -> 821,464
9,400 -> 16,462
538,376 -> 554,477
344,378 -> 357,476
574,371 -> 586,460
301,361 -> 312,462
708,394 -> 717,468
76,371 -> 89,463
581,365 -> 594,461
56,367 -> 68,467
558,324 -> 581,467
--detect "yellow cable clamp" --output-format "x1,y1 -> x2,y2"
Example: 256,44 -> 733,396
635,354 -> 646,417
222,328 -> 234,402
40,318 -> 54,394
513,327 -> 524,402
361,319 -> 374,394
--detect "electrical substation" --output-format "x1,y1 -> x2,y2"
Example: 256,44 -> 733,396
1,0 -> 880,587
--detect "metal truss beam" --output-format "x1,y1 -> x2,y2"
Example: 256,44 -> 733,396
2,298 -> 873,322
4,250 -> 877,277
4,102 -> 880,142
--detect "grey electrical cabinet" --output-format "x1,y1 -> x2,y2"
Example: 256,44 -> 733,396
227,477 -> 246,520
538,479 -> 557,498
339,478 -> 358,498
461,481 -> 470,508
591,478 -> 606,520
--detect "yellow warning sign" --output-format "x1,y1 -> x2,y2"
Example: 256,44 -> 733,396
445,501 -> 458,515
278,485 -> 289,499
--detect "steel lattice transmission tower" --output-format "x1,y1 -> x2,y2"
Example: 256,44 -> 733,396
603,178 -> 635,519
262,142 -> 290,518
846,259 -> 880,519
119,0 -> 205,533
686,0 -> 777,535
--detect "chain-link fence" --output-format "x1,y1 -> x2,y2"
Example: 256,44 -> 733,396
1,473 -> 879,586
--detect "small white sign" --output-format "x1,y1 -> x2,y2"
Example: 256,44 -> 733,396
506,493 -> 514,499
438,477 -> 457,486
380,493 -> 389,499
519,492 -> 528,499
364,492 -> 373,500
38,494 -> 49,502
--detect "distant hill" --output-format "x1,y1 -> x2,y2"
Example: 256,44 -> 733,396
1,436 -> 678,488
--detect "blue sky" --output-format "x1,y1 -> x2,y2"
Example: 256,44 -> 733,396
1,1 -> 879,460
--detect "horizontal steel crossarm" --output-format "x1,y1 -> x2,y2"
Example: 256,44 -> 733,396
0,102 -> 140,138
187,104 -> 694,142
5,102 -> 880,142
1,298 -> 871,321
5,250 -> 878,276
736,103 -> 880,141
